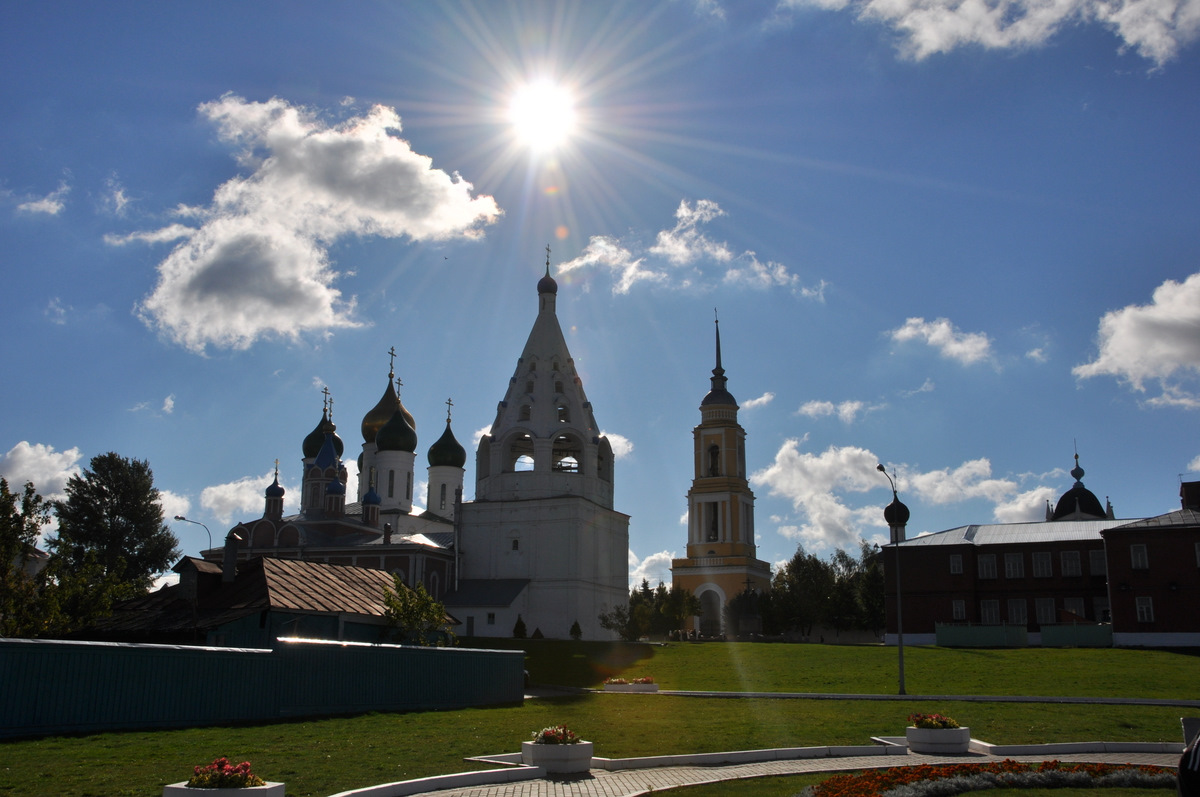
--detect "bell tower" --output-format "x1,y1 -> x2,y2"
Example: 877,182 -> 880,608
672,315 -> 771,636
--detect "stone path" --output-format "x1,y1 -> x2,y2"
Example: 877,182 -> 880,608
411,750 -> 1178,797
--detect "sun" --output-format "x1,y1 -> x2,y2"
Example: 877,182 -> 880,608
509,79 -> 576,152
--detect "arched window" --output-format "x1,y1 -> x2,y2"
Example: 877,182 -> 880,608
519,405 -> 531,421
554,380 -> 564,394
439,483 -> 447,510
708,445 -> 720,477
506,432 -> 535,472
388,470 -> 395,498
552,433 -> 583,473
406,472 -> 413,501
525,381 -> 534,394
557,404 -> 569,423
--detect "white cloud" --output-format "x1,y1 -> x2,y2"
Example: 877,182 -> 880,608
649,200 -> 734,265
993,485 -> 1058,523
560,198 -> 820,296
1073,272 -> 1200,408
742,391 -> 775,410
1026,347 -> 1048,363
776,0 -> 1200,66
162,394 -> 176,414
134,95 -> 501,353
45,297 -> 70,325
472,424 -> 492,447
1188,454 -> 1200,472
17,180 -> 70,215
104,175 -> 132,216
901,378 -> 936,397
798,398 -> 885,423
0,441 -> 83,500
601,431 -> 635,459
104,224 -> 196,246
201,470 -> 298,525
890,317 -> 993,365
907,458 -> 1018,505
629,549 -> 676,589
158,490 -> 191,524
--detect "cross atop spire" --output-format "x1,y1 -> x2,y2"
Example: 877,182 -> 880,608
545,243 -> 552,273
445,397 -> 454,423
321,385 -> 331,414
387,346 -> 397,379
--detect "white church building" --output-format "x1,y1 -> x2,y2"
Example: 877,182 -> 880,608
216,257 -> 629,640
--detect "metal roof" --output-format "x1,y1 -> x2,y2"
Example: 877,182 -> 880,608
896,518 -> 1143,547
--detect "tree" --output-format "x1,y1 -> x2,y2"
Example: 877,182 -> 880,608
512,614 -> 527,639
599,581 -> 700,641
0,478 -> 51,636
569,620 -> 582,640
767,545 -> 833,636
857,542 -> 886,637
50,452 -> 179,595
382,577 -> 455,646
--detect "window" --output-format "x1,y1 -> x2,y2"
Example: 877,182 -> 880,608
1060,550 -> 1081,576
1004,553 -> 1024,579
511,538 -> 519,551
1007,599 -> 1027,625
557,404 -> 569,423
977,554 -> 997,579
487,613 -> 496,625
1063,597 -> 1085,619
1093,597 -> 1110,623
1032,552 -> 1052,578
439,484 -> 447,511
1131,544 -> 1149,570
1036,598 -> 1056,625
952,599 -> 966,620
406,472 -> 413,501
554,380 -> 564,394
387,470 -> 395,498
949,554 -> 962,575
1135,596 -> 1154,623
980,600 -> 1000,625
519,405 -> 531,421
1089,549 -> 1106,577
525,381 -> 534,394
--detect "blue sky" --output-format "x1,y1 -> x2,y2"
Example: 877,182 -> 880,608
2,1 -> 1199,588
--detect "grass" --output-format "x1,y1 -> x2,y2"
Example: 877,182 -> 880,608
2,642 -> 1194,796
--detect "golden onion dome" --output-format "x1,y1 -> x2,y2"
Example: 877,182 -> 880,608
362,378 -> 415,443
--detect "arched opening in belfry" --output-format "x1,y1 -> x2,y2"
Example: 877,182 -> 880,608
552,433 -> 583,473
506,433 -> 535,472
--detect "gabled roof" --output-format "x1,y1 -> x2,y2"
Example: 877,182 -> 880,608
443,579 -> 529,608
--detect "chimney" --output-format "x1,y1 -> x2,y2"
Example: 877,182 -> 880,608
222,532 -> 242,582
383,522 -> 393,545
1182,480 -> 1200,511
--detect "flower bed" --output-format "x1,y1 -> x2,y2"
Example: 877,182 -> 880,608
603,676 -> 658,693
523,725 -> 592,773
799,759 -> 1174,796
163,756 -> 283,795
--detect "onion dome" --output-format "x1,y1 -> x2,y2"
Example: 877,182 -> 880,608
314,433 -> 341,470
376,407 -> 418,453
538,259 -> 558,295
303,410 -> 343,459
362,484 -> 381,506
428,419 -> 467,468
325,478 -> 346,496
265,474 -> 286,499
701,317 -> 737,407
1050,454 -> 1106,520
362,376 -> 416,443
884,494 -> 910,527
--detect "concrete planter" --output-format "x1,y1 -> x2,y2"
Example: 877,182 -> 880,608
521,740 -> 594,773
603,683 -> 658,693
163,783 -> 285,796
906,726 -> 971,754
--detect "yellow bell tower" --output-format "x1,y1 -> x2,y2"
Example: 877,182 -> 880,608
672,315 -> 771,636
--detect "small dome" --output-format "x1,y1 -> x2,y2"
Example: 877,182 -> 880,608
314,433 -> 341,470
362,378 -> 416,444
538,259 -> 558,296
303,411 -> 343,459
701,387 -> 738,406
376,407 -> 418,452
362,485 -> 381,506
428,420 -> 467,468
326,479 -> 346,496
1051,455 -> 1106,520
884,496 -> 910,527
265,475 -> 285,499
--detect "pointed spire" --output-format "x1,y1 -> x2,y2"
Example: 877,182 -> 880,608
701,310 -> 736,407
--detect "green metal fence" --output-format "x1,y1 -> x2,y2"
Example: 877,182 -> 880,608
0,637 -> 524,739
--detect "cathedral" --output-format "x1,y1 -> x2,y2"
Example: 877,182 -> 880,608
218,258 -> 629,640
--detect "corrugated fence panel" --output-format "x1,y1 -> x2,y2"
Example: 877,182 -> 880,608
1,637 -> 523,739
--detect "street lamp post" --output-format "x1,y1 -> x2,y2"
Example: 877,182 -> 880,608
877,464 -> 909,696
174,515 -> 212,551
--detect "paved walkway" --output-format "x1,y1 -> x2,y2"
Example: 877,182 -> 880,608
379,689 -> 1186,797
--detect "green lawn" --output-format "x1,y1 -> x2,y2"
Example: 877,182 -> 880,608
2,642 -> 1194,796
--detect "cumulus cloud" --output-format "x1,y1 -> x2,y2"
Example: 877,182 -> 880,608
133,95 -> 501,353
601,431 -> 635,459
45,297 -> 70,325
798,398 -> 885,423
17,180 -> 70,215
103,175 -> 132,216
775,0 -> 1200,66
162,394 -> 176,414
629,549 -> 676,589
1073,272 -> 1200,408
891,317 -> 993,365
1188,454 -> 1200,471
0,441 -> 83,499
158,490 -> 191,524
559,199 -> 823,297
753,437 -> 1066,549
201,471 -> 298,524
742,391 -> 775,410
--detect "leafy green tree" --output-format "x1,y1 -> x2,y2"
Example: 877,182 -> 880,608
597,602 -> 637,641
382,577 -> 455,646
600,580 -> 700,641
0,478 -> 52,636
766,545 -> 833,636
857,542 -> 886,636
50,452 -> 179,595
